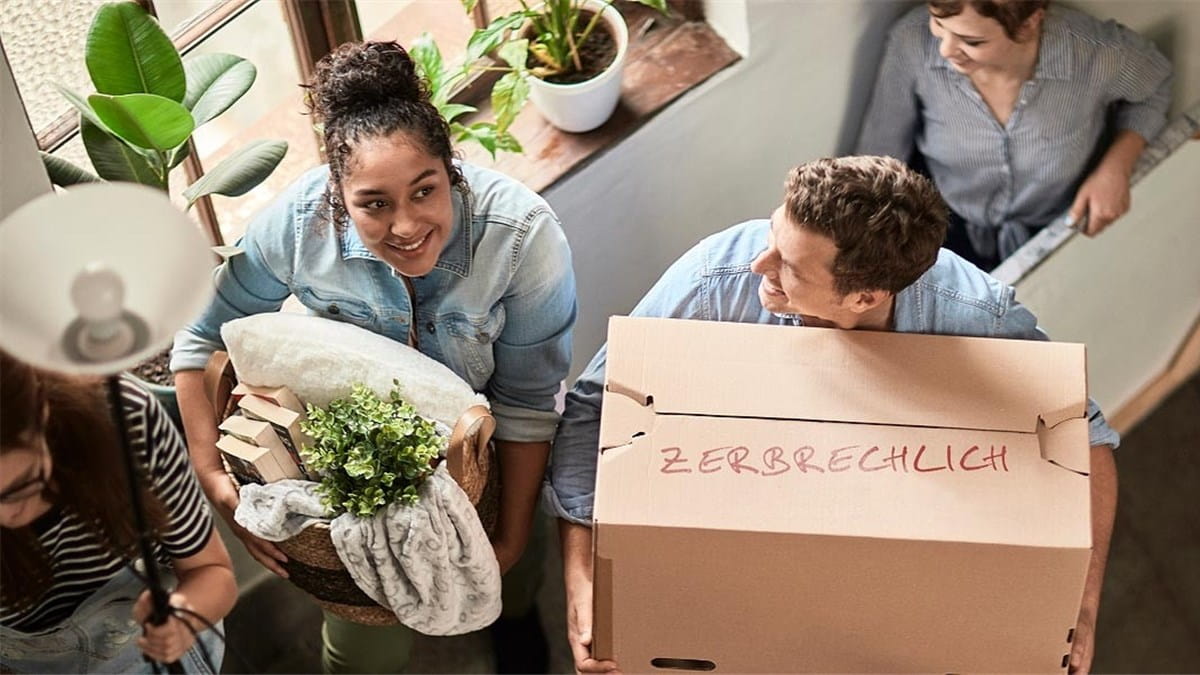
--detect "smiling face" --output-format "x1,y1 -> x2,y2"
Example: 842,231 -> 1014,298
750,207 -> 892,330
341,130 -> 455,277
927,3 -> 1041,75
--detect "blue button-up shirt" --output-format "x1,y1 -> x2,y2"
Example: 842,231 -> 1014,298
172,162 -> 577,443
546,219 -> 1120,525
856,5 -> 1172,261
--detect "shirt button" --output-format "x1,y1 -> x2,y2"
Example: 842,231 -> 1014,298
426,322 -> 436,334
328,304 -> 340,315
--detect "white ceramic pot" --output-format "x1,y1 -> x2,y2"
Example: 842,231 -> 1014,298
527,0 -> 629,133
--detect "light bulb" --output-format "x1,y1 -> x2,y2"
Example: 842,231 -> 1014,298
66,262 -> 138,362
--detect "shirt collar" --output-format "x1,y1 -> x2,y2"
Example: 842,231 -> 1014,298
925,7 -> 1073,80
338,181 -> 474,279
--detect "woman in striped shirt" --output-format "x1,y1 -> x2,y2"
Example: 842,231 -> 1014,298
857,0 -> 1172,270
0,351 -> 236,673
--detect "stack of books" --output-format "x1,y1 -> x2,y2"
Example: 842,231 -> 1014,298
217,383 -> 314,484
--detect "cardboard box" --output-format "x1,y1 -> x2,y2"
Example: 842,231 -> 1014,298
237,395 -> 315,480
217,434 -> 291,484
593,317 -> 1092,673
219,413 -> 303,480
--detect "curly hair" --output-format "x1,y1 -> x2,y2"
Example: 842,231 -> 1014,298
783,156 -> 948,296
304,41 -> 465,232
928,0 -> 1048,41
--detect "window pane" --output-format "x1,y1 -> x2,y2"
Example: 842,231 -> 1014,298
179,0 -> 318,242
153,0 -> 227,36
0,0 -> 108,132
356,0 -> 476,64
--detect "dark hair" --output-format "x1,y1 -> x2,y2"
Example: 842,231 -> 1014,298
304,41 -> 465,232
783,156 -> 948,296
928,0 -> 1048,41
1,351 -> 168,613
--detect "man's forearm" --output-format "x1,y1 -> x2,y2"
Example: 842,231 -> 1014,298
1082,445 -> 1118,619
560,518 -> 594,587
174,370 -> 226,493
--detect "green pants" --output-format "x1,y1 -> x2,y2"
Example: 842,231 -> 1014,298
320,515 -> 548,674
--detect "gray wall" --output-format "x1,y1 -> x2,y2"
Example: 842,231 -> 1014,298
0,39 -> 52,221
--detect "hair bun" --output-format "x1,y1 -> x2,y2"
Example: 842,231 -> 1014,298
309,41 -> 428,123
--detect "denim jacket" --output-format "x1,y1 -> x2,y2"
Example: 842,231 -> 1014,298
546,219 -> 1120,525
172,162 -> 577,443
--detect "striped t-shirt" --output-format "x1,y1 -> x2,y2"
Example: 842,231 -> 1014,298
1,377 -> 213,632
856,4 -> 1173,261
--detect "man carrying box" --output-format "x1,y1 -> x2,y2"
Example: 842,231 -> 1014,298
546,156 -> 1119,674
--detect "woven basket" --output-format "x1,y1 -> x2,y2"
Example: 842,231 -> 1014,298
204,351 -> 498,626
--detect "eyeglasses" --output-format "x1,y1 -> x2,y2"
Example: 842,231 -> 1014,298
0,463 -> 48,505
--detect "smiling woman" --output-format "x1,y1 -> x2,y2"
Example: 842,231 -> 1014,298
168,39 -> 577,674
857,0 -> 1173,270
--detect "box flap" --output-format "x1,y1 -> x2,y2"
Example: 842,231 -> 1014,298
598,316 -> 1087,450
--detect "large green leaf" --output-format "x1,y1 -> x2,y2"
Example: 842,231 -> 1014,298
439,103 -> 476,124
183,53 -> 256,126
634,0 -> 668,13
453,121 -> 499,158
497,38 -> 529,72
39,152 -> 102,187
86,1 -> 185,101
88,93 -> 195,151
491,70 -> 529,132
54,83 -> 112,134
80,118 -> 164,188
466,12 -> 535,64
183,139 -> 287,204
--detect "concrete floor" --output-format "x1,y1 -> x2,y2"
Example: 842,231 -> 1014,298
219,374 -> 1200,674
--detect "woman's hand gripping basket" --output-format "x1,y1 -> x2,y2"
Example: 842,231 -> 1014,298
205,314 -> 500,630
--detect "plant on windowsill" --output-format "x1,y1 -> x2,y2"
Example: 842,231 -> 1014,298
463,0 -> 667,133
40,0 -> 288,419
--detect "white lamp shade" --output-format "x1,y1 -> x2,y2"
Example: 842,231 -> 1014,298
0,183 -> 214,376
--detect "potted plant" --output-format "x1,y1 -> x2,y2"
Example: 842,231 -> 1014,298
41,1 -> 288,424
462,0 -> 667,133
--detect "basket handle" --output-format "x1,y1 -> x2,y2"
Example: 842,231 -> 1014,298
446,405 -> 495,505
203,350 -> 238,421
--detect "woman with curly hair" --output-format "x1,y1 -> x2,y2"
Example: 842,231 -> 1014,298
857,0 -> 1172,270
0,351 -> 236,673
170,40 -> 575,673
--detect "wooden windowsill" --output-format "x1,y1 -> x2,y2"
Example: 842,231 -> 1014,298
456,2 -> 740,192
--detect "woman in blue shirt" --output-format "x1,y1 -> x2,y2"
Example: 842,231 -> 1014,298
171,41 -> 576,673
857,0 -> 1172,270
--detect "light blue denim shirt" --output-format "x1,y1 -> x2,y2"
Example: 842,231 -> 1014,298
172,162 -> 577,443
546,219 -> 1120,525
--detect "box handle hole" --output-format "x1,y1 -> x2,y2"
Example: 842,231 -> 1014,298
651,658 -> 716,671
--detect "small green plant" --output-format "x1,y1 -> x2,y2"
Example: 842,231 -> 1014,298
463,0 -> 667,80
300,382 -> 444,518
42,1 -> 287,208
409,32 -> 530,158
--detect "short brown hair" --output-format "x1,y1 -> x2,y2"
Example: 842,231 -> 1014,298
783,156 -> 947,296
928,0 -> 1048,41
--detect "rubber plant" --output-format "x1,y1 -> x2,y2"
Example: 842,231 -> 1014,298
41,1 -> 287,209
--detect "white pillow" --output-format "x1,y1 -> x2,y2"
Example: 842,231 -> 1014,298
220,313 -> 487,429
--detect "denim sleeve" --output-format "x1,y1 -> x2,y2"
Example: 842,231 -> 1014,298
169,190 -> 297,372
1110,23 -> 1173,142
489,208 -> 577,444
855,15 -> 923,161
544,243 -> 709,525
996,295 -> 1121,450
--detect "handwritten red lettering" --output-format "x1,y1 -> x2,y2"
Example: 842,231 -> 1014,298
858,446 -> 887,472
699,447 -> 727,474
726,446 -> 760,475
884,445 -> 909,472
761,447 -> 789,476
986,444 -> 1009,472
793,446 -> 825,473
914,445 -> 948,473
959,445 -> 987,471
828,445 -> 857,472
945,444 -> 954,472
659,447 -> 692,474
